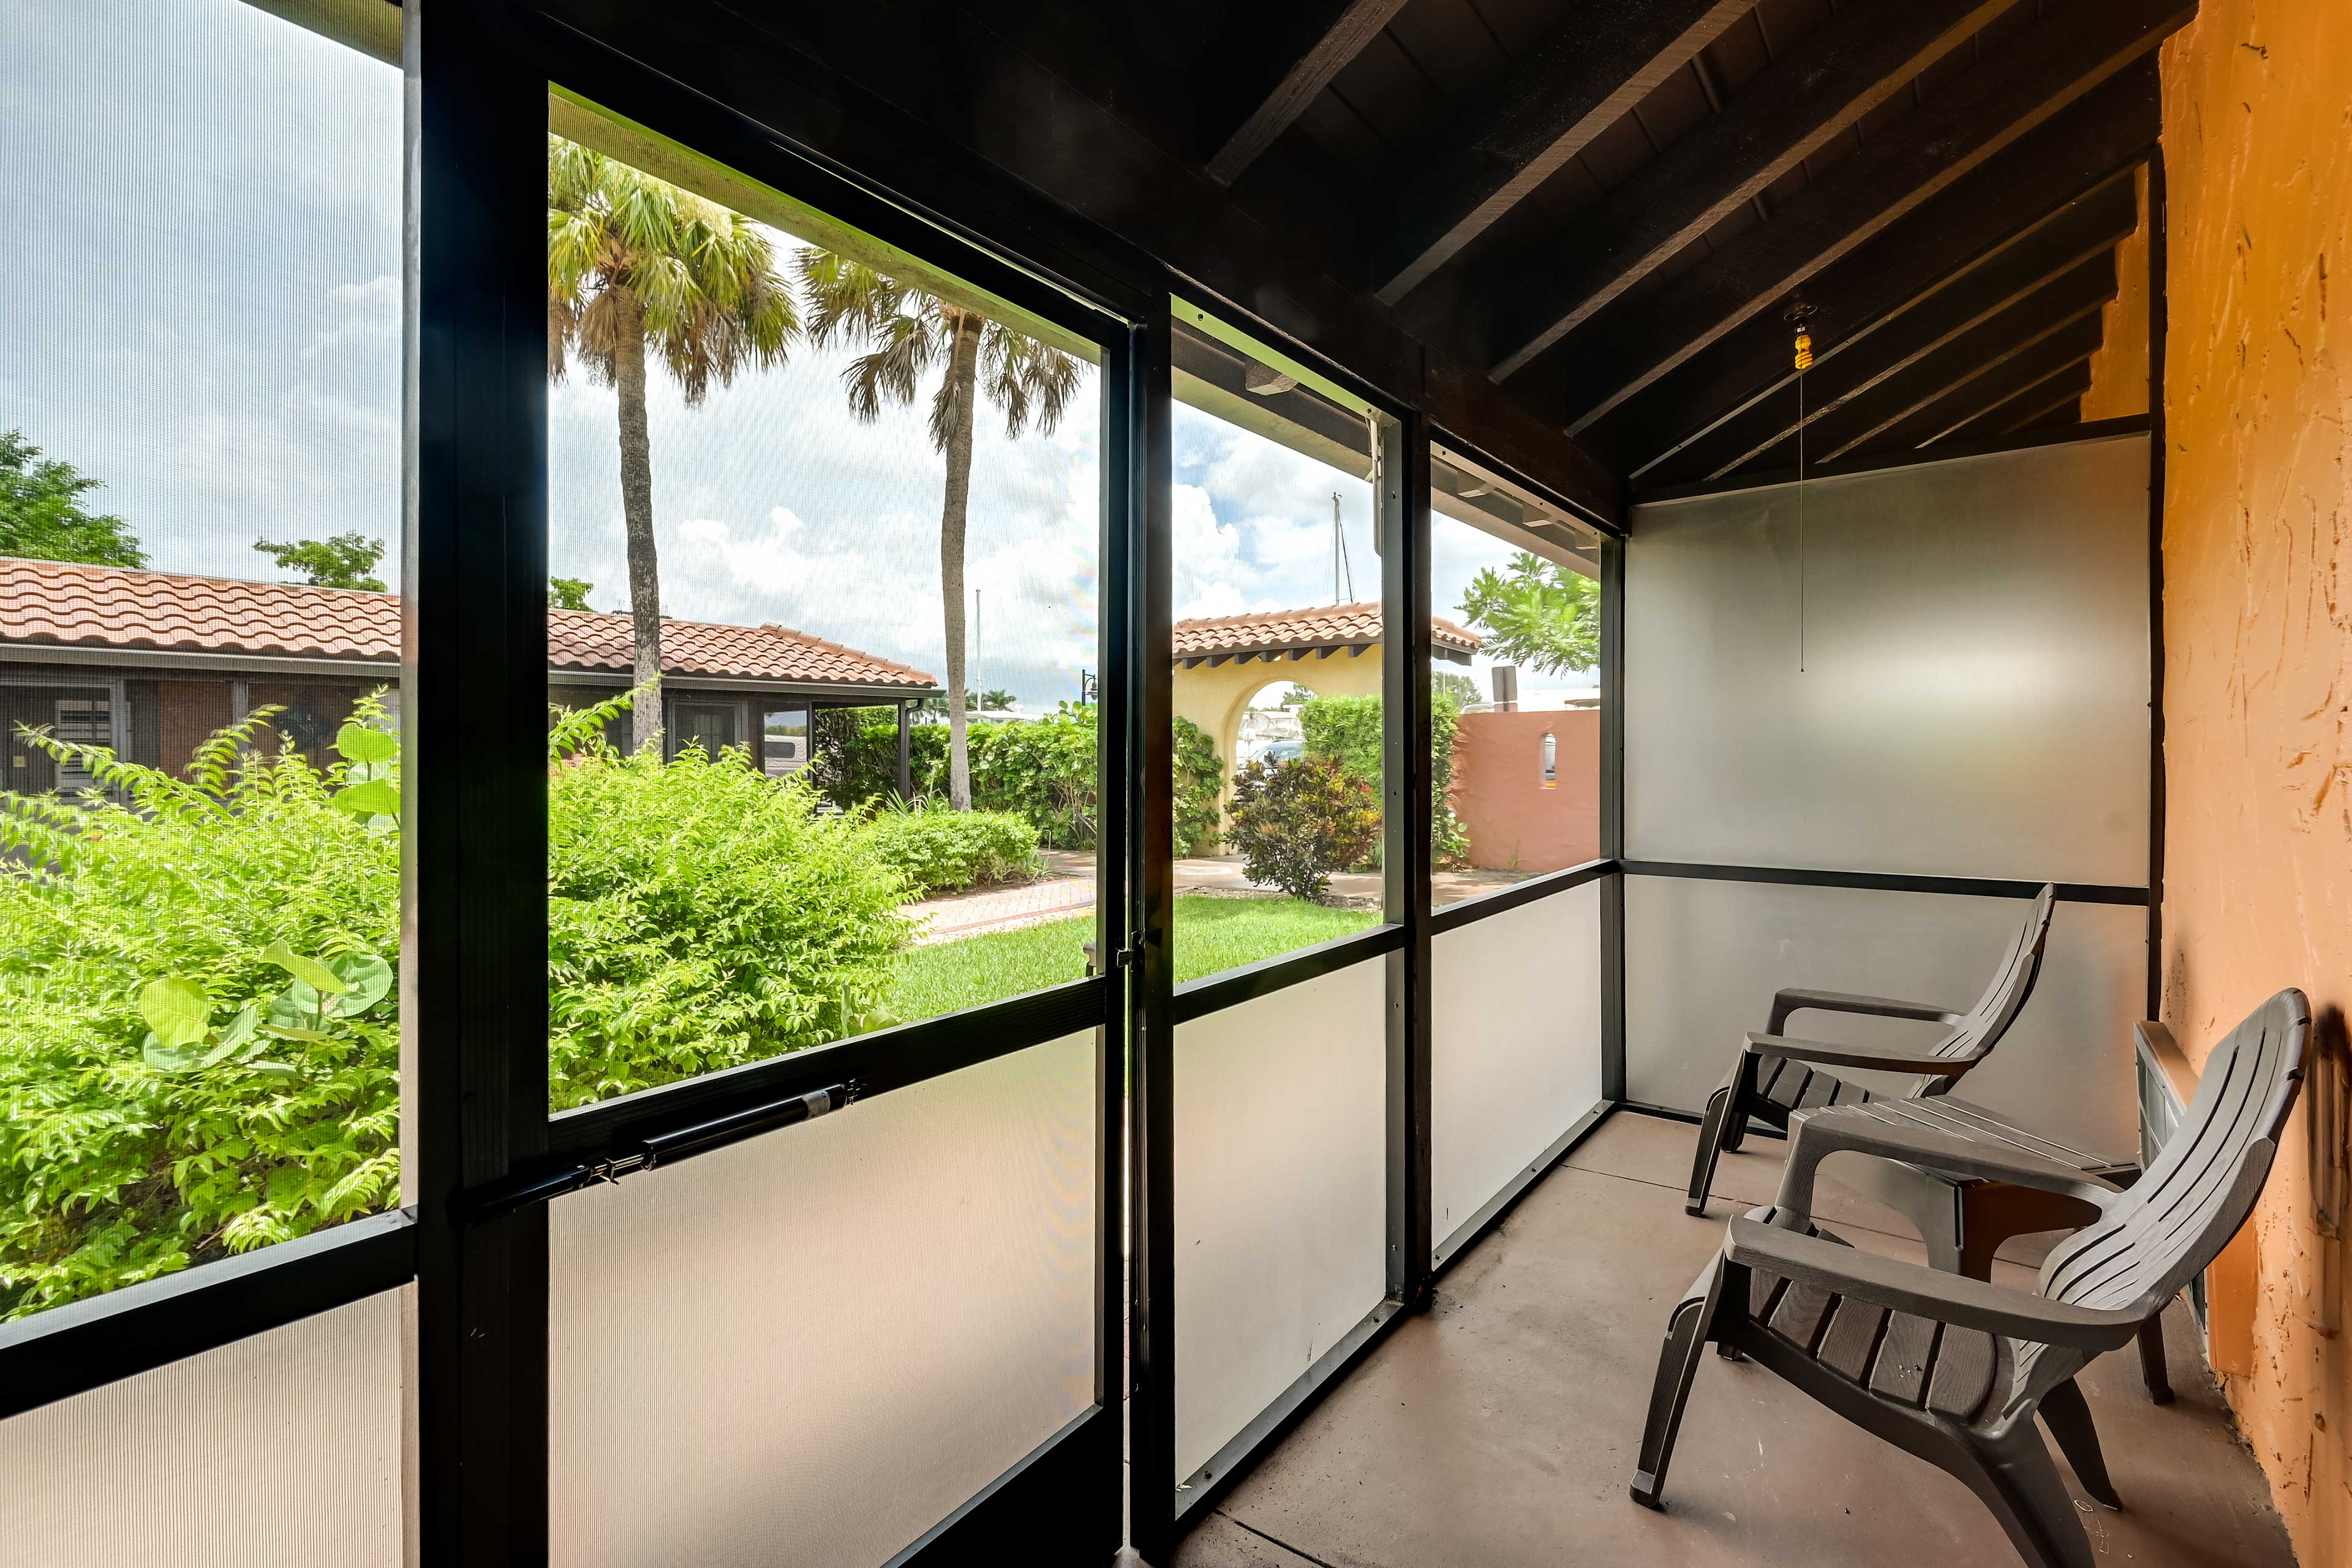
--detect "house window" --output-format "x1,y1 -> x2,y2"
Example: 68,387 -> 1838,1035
50,696 -> 112,794
669,699 -> 741,760
761,705 -> 810,776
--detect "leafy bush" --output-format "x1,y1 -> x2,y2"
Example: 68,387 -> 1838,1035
1297,690 -> 1469,865
1172,715 -> 1223,855
811,706 -> 1091,843
815,704 -> 1220,856
1224,755 -> 1380,902
962,708 -> 1096,848
546,701 -> 913,1107
0,693 -> 919,1316
0,706 -> 402,1317
857,801 -> 1041,894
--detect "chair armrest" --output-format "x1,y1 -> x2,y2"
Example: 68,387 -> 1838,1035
1773,1106 -> 2122,1226
1769,987 -> 1964,1033
1727,1218 -> 2142,1352
1745,1032 -> 1978,1079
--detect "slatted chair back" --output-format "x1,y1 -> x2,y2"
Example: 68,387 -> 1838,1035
2040,987 -> 2309,1322
1931,884 -> 2057,1068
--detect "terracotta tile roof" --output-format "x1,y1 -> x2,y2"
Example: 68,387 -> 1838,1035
0,559 -> 938,690
1170,601 -> 1480,660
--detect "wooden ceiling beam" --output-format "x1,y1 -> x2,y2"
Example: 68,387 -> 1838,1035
1371,0 -> 1749,304
1488,0 -> 2014,377
1647,183 -> 2136,483
1536,0 -> 2192,431
1938,361 -> 2100,443
1613,67 -> 2157,470
1202,0 -> 1412,186
1829,312 -> 2109,461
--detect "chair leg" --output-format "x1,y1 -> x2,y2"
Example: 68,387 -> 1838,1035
2038,1377 -> 2120,1510
1686,1085 -> 1735,1218
2136,1311 -> 2174,1405
1964,1425 -> 2098,1568
1630,1264 -> 1724,1510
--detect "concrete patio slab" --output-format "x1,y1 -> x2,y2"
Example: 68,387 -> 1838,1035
1173,1109 -> 2296,1568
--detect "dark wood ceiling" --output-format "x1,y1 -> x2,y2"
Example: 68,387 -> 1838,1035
1226,0 -> 2185,490
701,0 -> 2192,502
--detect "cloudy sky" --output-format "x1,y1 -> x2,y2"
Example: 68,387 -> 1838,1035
3,0 -> 1592,710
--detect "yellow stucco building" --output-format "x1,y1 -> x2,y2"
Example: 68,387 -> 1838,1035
1170,602 -> 1480,823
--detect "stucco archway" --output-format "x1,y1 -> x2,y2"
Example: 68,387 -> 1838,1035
1169,603 -> 1479,830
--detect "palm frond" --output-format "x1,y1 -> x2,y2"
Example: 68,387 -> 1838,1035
982,323 -> 1083,439
548,141 -> 796,397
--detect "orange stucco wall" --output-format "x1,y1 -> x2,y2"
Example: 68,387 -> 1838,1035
2082,162 -> 2152,422
1449,707 -> 1599,873
2143,1 -> 2352,1556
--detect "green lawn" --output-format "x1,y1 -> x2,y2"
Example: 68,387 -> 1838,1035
888,894 -> 1381,1021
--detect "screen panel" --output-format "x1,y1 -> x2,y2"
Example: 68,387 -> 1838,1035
547,1031 -> 1097,1568
1167,306 -> 1392,976
0,0 -> 408,1325
1174,959 -> 1387,1486
1428,444 -> 1605,911
0,1287 -> 408,1567
1431,881 -> 1602,1261
1624,876 -> 2146,1155
545,92 -> 1105,1114
1624,434 -> 2150,885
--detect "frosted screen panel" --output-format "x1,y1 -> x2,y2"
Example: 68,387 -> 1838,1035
1625,434 -> 2150,884
1625,877 -> 2146,1155
1431,883 -> 1602,1262
549,1032 -> 1096,1568
1175,959 -> 1386,1483
0,1287 -> 407,1567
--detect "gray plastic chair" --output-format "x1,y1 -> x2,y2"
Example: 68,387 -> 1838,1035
1631,988 -> 2309,1568
1684,883 -> 2057,1221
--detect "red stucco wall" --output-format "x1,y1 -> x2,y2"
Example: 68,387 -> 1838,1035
1449,707 -> 1600,874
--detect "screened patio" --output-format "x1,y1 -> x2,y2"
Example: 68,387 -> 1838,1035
1,2 -> 2338,1567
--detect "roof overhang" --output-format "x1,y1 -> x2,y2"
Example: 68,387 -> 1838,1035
0,644 -> 940,701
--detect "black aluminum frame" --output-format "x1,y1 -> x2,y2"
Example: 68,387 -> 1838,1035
1133,392 -> 1632,1550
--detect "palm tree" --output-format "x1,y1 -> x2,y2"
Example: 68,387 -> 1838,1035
797,251 -> 1082,810
548,137 -> 797,752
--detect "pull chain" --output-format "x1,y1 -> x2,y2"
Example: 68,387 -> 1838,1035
1785,291 -> 1817,674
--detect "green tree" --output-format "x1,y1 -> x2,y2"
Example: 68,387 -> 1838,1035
1457,552 -> 1599,676
549,576 -> 595,611
254,532 -> 386,591
0,431 -> 145,567
798,249 -> 1082,811
548,137 -> 797,753
1433,669 -> 1482,708
977,687 -> 1017,712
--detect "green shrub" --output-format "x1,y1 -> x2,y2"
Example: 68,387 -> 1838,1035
1300,693 -> 1382,791
815,704 -> 1219,856
963,707 -> 1096,848
0,705 -> 403,1317
858,801 -> 1041,894
546,704 -> 913,1108
1298,690 -> 1469,866
1224,755 -> 1380,902
1172,715 -> 1223,854
0,692 -> 918,1316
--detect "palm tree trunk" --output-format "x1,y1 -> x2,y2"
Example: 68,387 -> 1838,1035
940,312 -> 981,811
612,291 -> 663,754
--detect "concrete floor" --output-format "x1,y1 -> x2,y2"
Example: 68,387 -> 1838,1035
1169,1109 -> 2299,1568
